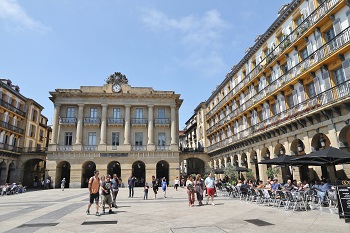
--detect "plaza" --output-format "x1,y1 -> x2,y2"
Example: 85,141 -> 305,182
0,187 -> 349,233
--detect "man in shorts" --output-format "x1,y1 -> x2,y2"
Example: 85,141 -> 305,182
110,174 -> 121,208
86,170 -> 101,216
101,175 -> 113,214
205,172 -> 216,206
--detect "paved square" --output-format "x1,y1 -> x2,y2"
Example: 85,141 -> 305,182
0,187 -> 349,233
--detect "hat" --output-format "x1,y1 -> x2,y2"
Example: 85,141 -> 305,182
273,178 -> 278,181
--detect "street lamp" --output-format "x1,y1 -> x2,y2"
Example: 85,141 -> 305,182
280,147 -> 285,155
319,134 -> 326,148
297,140 -> 304,152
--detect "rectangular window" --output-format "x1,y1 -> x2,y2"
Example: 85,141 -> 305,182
90,108 -> 98,118
158,132 -> 166,146
88,132 -> 96,145
287,94 -> 294,108
39,129 -> 44,142
136,108 -> 143,118
12,137 -> 17,147
113,108 -> 120,119
300,48 -> 308,60
135,132 -> 143,146
158,108 -> 165,118
65,132 -> 73,146
325,28 -> 335,42
67,107 -> 75,118
334,67 -> 345,85
112,132 -> 120,146
307,82 -> 316,98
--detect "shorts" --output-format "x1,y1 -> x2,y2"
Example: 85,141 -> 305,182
102,194 -> 112,206
207,188 -> 215,196
162,186 -> 166,191
89,192 -> 99,204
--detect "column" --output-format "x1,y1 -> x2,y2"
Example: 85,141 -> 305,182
147,105 -> 155,150
50,104 -> 60,145
99,104 -> 107,145
124,105 -> 131,145
75,104 -> 84,145
170,105 -> 177,146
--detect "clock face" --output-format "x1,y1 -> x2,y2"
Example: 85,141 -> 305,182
113,84 -> 121,92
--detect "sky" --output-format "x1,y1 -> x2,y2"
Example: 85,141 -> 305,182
0,0 -> 291,129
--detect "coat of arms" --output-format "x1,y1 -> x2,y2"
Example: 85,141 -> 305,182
105,72 -> 128,85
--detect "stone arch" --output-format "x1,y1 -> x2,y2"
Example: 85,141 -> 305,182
310,133 -> 330,151
23,159 -> 45,188
339,125 -> 350,148
290,138 -> 305,156
7,162 -> 15,184
55,161 -> 71,188
81,161 -> 96,188
186,158 -> 205,176
156,160 -> 169,185
250,150 -> 259,181
0,161 -> 6,184
107,161 -> 121,178
241,153 -> 248,168
233,154 -> 239,166
132,160 -> 146,187
274,143 -> 286,157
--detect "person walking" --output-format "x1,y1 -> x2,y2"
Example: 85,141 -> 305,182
205,172 -> 215,206
101,175 -> 113,214
161,178 -> 167,198
186,176 -> 195,207
128,174 -> 136,198
111,174 -> 121,208
194,174 -> 204,206
98,175 -> 105,207
174,177 -> 179,191
152,175 -> 158,199
61,178 -> 66,191
86,170 -> 101,216
144,182 -> 149,200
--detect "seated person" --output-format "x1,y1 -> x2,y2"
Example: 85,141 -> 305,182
255,180 -> 265,190
271,178 -> 280,192
316,179 -> 331,202
240,180 -> 250,189
284,179 -> 296,191
236,180 -> 243,187
265,180 -> 272,190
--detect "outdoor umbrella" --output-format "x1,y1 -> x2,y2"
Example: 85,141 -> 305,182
258,155 -> 326,166
291,146 -> 350,165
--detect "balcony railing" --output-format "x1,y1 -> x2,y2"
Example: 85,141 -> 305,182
0,120 -> 25,135
22,147 -> 47,153
131,118 -> 147,125
59,117 -> 77,125
0,143 -> 22,153
155,145 -> 170,151
84,118 -> 101,126
57,146 -> 73,151
206,0 -> 341,120
0,99 -> 26,117
154,118 -> 170,126
107,118 -> 124,126
207,25 -> 350,136
132,145 -> 147,151
83,145 -> 97,151
208,79 -> 350,152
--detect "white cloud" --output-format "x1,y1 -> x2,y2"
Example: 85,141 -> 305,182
0,0 -> 50,31
140,8 -> 229,47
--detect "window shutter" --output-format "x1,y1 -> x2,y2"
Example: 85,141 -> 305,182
314,77 -> 321,94
266,105 -> 270,119
292,89 -> 298,105
347,10 -> 350,29
306,41 -> 313,55
315,32 -> 323,49
280,95 -> 286,111
333,18 -> 341,35
308,0 -> 315,13
322,71 -> 332,90
299,86 -> 306,102
293,51 -> 299,66
342,59 -> 350,80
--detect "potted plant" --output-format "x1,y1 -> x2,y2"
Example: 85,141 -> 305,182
266,167 -> 280,179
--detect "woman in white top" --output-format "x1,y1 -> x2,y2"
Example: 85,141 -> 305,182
186,176 -> 195,207
174,177 -> 179,191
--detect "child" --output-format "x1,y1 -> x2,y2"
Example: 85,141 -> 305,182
144,183 -> 149,200
161,178 -> 167,198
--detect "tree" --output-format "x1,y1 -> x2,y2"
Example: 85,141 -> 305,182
266,167 -> 280,179
224,164 -> 239,183
246,168 -> 253,180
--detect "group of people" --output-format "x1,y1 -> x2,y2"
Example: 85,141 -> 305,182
1,182 -> 25,195
186,172 -> 216,207
86,171 -> 122,216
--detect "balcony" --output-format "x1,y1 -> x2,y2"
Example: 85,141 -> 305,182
131,145 -> 147,151
84,118 -> 100,127
207,25 -> 350,137
208,79 -> 350,152
107,118 -> 124,127
22,147 -> 47,154
131,118 -> 147,127
59,117 -> 77,126
206,0 -> 341,120
154,118 -> 170,127
57,146 -> 73,151
83,145 -> 97,151
0,120 -> 25,135
0,99 -> 26,117
0,143 -> 22,153
155,145 -> 170,151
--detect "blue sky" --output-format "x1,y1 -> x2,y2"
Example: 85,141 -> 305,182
0,0 -> 290,128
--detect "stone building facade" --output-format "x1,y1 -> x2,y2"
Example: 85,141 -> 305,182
203,0 -> 350,182
47,74 -> 183,188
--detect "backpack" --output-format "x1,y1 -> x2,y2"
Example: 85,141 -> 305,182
90,176 -> 100,183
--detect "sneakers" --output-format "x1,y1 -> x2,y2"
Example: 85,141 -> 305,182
102,207 -> 105,214
86,210 -> 90,215
206,201 -> 209,205
211,203 -> 215,206
96,212 -> 100,216
109,209 -> 113,214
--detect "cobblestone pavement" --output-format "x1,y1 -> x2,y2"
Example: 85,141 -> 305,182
0,187 -> 349,233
